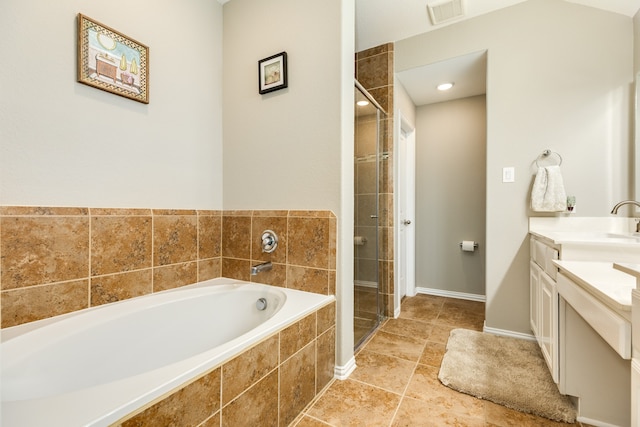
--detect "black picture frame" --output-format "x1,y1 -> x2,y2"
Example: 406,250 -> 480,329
258,52 -> 288,95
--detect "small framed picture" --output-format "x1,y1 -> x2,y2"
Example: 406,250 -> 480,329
258,52 -> 287,95
77,13 -> 149,104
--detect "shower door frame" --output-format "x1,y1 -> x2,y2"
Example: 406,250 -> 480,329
354,80 -> 386,349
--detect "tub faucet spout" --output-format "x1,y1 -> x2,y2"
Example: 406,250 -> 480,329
250,261 -> 272,276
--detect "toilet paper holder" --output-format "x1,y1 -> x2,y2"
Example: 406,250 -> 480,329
459,241 -> 479,249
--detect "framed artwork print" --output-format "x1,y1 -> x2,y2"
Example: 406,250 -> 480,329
77,13 -> 149,104
258,52 -> 287,95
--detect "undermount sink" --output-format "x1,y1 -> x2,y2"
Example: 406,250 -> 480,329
543,231 -> 640,244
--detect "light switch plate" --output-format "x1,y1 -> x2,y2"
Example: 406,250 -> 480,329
502,167 -> 515,183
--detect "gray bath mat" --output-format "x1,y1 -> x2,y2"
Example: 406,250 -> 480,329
438,328 -> 576,423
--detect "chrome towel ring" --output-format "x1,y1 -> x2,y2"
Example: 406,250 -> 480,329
535,149 -> 562,167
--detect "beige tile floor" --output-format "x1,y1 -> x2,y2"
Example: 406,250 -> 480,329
293,294 -> 593,427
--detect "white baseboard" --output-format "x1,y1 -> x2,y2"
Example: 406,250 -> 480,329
482,321 -> 536,341
334,356 -> 357,380
415,286 -> 486,302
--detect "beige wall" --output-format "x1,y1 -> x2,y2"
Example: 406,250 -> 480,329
222,0 -> 346,212
415,95 -> 486,297
222,0 -> 355,367
0,0 -> 224,209
396,0 -> 633,334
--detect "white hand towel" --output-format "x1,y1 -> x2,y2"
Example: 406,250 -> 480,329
531,165 -> 567,212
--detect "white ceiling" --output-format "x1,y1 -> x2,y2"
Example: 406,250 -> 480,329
358,0 -> 640,106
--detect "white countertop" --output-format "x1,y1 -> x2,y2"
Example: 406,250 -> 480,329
553,260 -> 636,314
529,230 -> 640,246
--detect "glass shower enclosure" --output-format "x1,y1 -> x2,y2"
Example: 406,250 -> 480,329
354,81 -> 385,349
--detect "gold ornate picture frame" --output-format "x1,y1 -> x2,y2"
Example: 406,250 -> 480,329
77,14 -> 149,104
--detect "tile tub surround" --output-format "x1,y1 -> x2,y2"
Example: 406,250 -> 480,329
0,207 -> 336,328
220,210 -> 337,296
117,301 -> 336,427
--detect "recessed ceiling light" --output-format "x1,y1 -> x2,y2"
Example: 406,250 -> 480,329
357,100 -> 370,106
437,82 -> 454,91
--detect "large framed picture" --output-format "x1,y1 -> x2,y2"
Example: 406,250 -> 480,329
77,14 -> 149,104
258,52 -> 287,95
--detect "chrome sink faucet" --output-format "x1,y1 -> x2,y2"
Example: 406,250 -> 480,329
610,200 -> 640,232
250,261 -> 272,275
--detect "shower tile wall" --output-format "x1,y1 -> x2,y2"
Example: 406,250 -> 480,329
220,210 -> 337,295
0,206 -> 336,328
356,42 -> 395,317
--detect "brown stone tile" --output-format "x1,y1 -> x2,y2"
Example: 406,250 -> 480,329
391,396 -> 484,427
399,294 -> 445,323
90,269 -> 152,306
198,258 -> 221,281
153,214 -> 197,266
222,210 -> 253,217
152,209 -> 196,215
368,86 -> 391,115
328,217 -> 337,270
419,341 -> 447,367
221,258 -> 250,281
356,53 -> 390,90
198,214 -> 222,259
222,370 -> 278,427
316,327 -> 336,393
252,210 -> 288,217
153,262 -> 197,292
317,301 -> 336,335
0,206 -> 88,216
429,324 -> 456,344
287,217 -> 329,269
1,280 -> 89,327
363,330 -> 425,362
380,317 -> 432,341
328,270 -> 336,295
307,379 -> 401,427
484,400 -> 572,427
250,262 -> 286,287
221,335 -> 279,405
200,411 -> 220,427
280,342 -> 317,427
281,313 -> 316,361
196,210 -> 222,216
1,216 -> 89,289
121,368 -> 220,427
288,210 -> 333,218
405,364 -> 484,419
351,350 -> 416,394
251,216 -> 287,263
292,415 -> 332,427
91,215 -> 152,276
287,266 -> 329,295
356,43 -> 393,60
221,215 -> 251,259
90,208 -> 151,216
437,299 -> 485,330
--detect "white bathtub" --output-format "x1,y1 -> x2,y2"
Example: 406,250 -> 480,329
1,278 -> 335,426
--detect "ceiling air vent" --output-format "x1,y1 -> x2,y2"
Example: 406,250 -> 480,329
427,0 -> 465,25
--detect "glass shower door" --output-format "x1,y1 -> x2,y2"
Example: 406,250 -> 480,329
354,83 -> 383,349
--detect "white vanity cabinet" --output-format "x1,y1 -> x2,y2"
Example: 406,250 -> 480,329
529,236 -> 559,383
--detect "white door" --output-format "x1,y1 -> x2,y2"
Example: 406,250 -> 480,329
398,121 -> 416,301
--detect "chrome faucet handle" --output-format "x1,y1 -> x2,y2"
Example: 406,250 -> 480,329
261,230 -> 278,253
